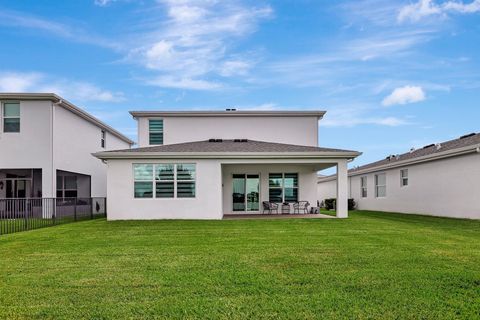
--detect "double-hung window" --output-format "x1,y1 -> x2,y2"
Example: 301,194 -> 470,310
375,173 -> 386,198
134,164 -> 195,198
400,169 -> 408,187
3,102 -> 20,133
268,173 -> 298,203
360,176 -> 367,198
149,119 -> 163,145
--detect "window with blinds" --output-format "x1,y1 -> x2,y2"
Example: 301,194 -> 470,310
149,119 -> 163,145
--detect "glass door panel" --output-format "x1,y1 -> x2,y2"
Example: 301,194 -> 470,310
232,174 -> 245,211
246,175 -> 259,211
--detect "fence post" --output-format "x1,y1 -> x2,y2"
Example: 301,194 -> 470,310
24,199 -> 29,231
90,198 -> 94,220
104,197 -> 107,218
74,199 -> 77,222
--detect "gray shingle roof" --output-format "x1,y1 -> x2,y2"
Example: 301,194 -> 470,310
350,132 -> 480,173
103,139 -> 358,154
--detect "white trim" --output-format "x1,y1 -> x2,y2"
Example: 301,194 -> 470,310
130,110 -> 326,118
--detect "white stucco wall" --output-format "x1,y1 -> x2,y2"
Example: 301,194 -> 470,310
222,164 -> 319,214
0,100 -> 55,196
317,153 -> 480,219
53,105 -> 131,197
317,179 -> 338,201
137,116 -> 319,147
106,159 -> 223,220
0,99 -> 131,198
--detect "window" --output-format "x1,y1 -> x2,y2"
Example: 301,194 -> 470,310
3,102 -> 20,133
101,130 -> 106,148
268,173 -> 298,203
360,176 -> 367,198
375,173 -> 386,198
400,169 -> 408,187
57,176 -> 78,198
149,119 -> 163,145
133,163 -> 195,198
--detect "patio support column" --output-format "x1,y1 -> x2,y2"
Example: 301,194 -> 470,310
336,160 -> 348,218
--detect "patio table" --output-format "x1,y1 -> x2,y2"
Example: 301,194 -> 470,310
281,204 -> 290,214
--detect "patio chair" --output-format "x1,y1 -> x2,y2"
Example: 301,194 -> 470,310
293,201 -> 310,214
262,201 -> 279,214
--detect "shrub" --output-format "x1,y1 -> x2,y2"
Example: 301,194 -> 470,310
323,198 -> 356,210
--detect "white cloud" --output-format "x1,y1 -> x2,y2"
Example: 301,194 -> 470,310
398,0 -> 480,23
128,0 -> 272,90
0,9 -> 120,49
323,115 -> 408,127
0,72 -> 125,102
146,76 -> 222,90
382,86 -> 426,106
94,0 -> 117,6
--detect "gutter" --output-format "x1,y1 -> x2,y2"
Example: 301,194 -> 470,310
129,110 -> 326,119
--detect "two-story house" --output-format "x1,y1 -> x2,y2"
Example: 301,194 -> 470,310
0,93 -> 133,200
95,110 -> 360,220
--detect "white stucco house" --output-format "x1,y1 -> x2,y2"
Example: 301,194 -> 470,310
95,110 -> 361,220
317,133 -> 480,219
0,93 -> 133,200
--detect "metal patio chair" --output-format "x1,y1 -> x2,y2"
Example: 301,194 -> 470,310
293,201 -> 310,214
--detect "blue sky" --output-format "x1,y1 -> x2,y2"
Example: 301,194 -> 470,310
0,0 -> 479,168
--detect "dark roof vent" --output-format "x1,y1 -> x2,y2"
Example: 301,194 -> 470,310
423,144 -> 435,149
233,139 -> 248,143
225,108 -> 237,111
208,139 -> 223,142
460,133 -> 476,139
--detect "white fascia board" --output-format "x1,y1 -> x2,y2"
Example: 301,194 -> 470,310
93,151 -> 361,160
129,110 -> 326,119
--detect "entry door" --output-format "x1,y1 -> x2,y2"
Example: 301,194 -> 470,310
232,174 -> 260,212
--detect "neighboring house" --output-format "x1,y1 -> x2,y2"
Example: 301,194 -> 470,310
95,110 -> 361,220
317,133 -> 480,219
0,93 -> 134,200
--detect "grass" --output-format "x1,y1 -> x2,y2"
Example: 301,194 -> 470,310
1,211 -> 479,319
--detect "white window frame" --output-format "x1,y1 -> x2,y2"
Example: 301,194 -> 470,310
133,163 -> 196,199
268,172 -> 299,203
2,101 -> 20,133
375,173 -> 386,198
400,169 -> 408,187
360,176 -> 367,198
148,119 -> 164,145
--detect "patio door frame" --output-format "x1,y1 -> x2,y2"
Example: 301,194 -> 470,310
232,173 -> 261,213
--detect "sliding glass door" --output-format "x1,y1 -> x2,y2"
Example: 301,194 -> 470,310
232,174 -> 260,212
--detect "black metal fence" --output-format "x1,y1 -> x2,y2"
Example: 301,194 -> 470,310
0,197 -> 106,235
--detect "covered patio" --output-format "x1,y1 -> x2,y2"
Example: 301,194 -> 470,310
223,213 -> 335,219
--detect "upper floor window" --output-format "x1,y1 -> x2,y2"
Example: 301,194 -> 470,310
149,119 -> 163,145
101,130 -> 106,148
400,169 -> 408,187
360,176 -> 367,198
3,102 -> 20,133
268,173 -> 298,203
375,173 -> 386,198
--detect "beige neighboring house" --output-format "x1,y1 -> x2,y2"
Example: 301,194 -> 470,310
95,110 -> 361,220
0,93 -> 133,200
317,133 -> 480,219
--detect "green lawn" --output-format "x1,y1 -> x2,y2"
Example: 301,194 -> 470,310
1,211 -> 479,319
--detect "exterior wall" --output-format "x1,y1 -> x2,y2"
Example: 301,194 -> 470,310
137,116 -> 319,147
0,99 -> 131,198
106,159 -> 223,220
53,105 -> 131,197
222,164 -> 319,215
318,153 -> 480,219
317,179 -> 338,202
0,100 -> 55,197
